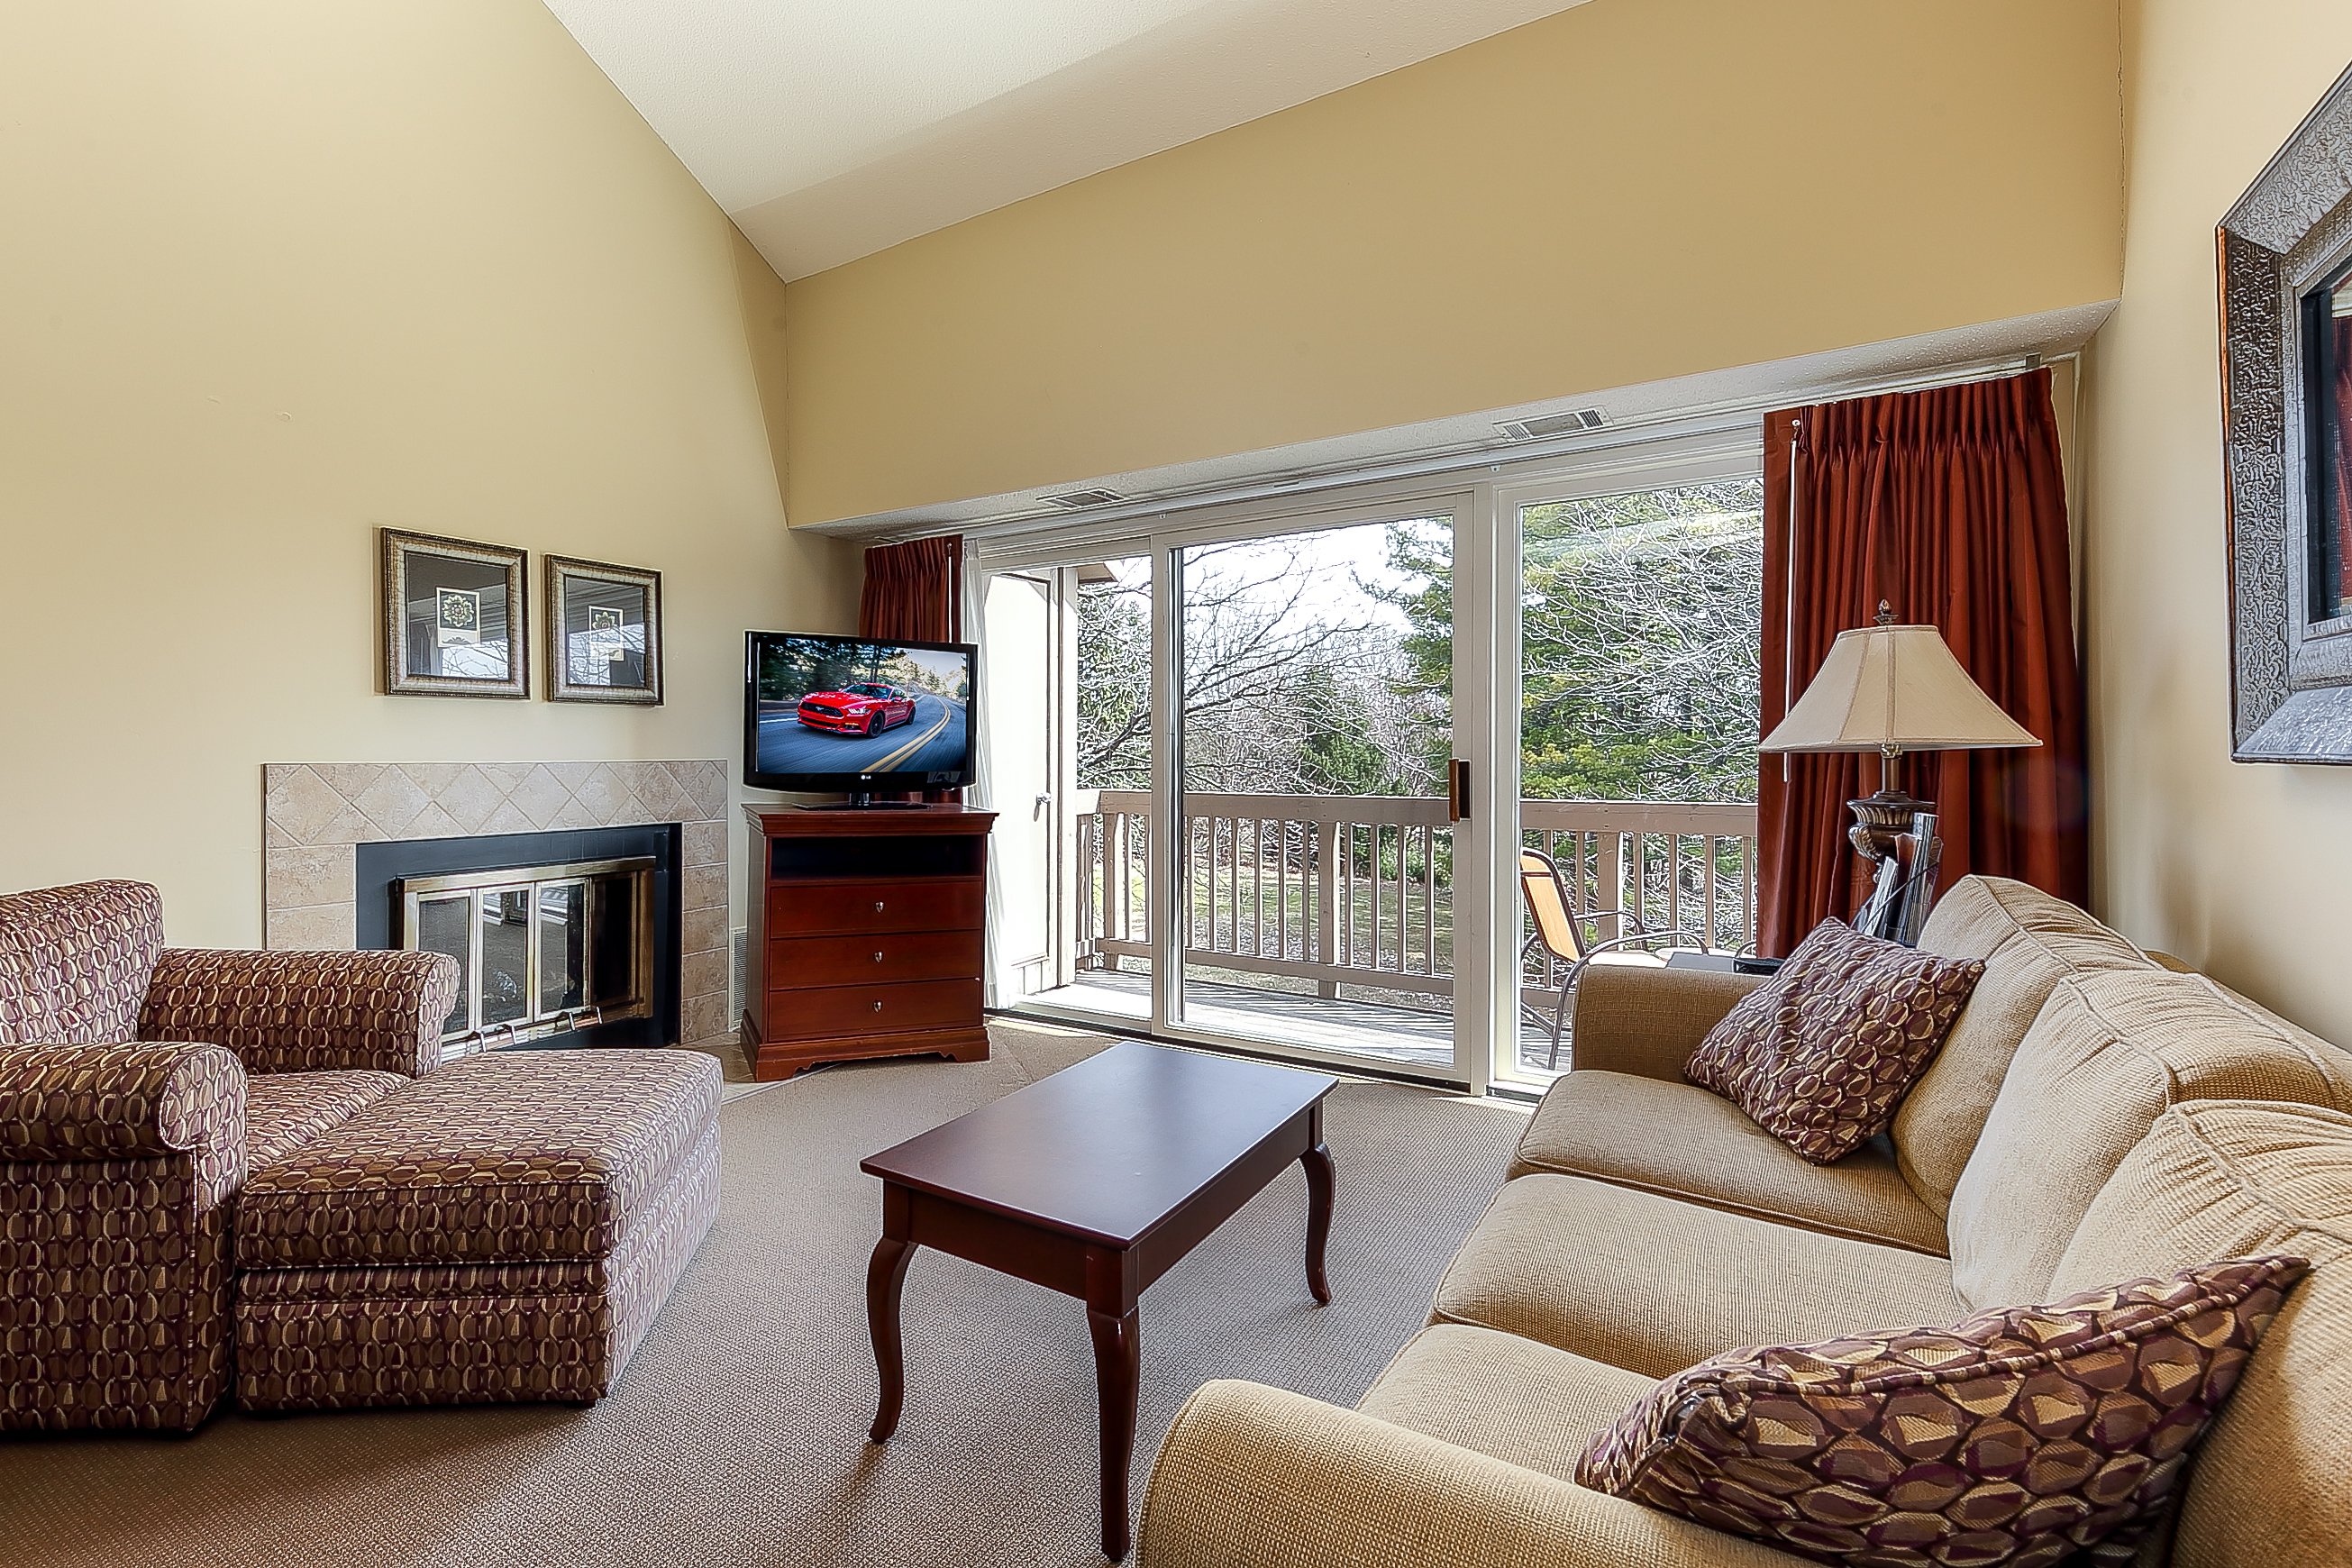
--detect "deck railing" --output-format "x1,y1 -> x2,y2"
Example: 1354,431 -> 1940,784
1073,789 -> 1759,1010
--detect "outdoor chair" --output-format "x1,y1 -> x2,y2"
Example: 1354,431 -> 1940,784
1515,847 -> 1700,1071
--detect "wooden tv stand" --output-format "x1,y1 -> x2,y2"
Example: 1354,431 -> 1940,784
741,804 -> 997,1081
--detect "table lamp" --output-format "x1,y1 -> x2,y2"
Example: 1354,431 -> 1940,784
1760,604 -> 2040,944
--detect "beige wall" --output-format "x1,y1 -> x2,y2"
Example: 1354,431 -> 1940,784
2084,4 -> 2352,1044
0,3 -> 858,947
781,0 -> 2125,526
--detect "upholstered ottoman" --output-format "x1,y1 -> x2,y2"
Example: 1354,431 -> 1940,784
231,1048 -> 719,1411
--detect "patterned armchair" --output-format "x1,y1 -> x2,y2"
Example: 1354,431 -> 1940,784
0,880 -> 458,1433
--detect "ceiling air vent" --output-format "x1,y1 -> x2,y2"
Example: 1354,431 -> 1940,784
1040,488 -> 1128,509
1496,408 -> 1607,442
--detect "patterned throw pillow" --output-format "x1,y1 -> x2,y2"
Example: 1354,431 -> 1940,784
1685,918 -> 1983,1163
1577,1256 -> 2308,1568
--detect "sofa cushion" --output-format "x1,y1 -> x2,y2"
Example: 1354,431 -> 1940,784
235,1048 -> 720,1270
1510,1071 -> 1947,1254
1576,1255 -> 2306,1568
1685,920 -> 1983,1164
0,922 -> 59,1047
1946,970 -> 2352,1309
0,881 -> 164,1045
1358,1323 -> 1663,1485
1901,877 -> 2157,1218
2047,1101 -> 2352,1568
1430,1172 -> 1964,1380
242,1069 -> 406,1170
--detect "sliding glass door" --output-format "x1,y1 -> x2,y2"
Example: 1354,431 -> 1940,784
1170,511 -> 1466,1079
985,440 -> 1764,1092
1491,469 -> 1766,1088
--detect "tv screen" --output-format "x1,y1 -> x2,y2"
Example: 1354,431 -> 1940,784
743,631 -> 977,792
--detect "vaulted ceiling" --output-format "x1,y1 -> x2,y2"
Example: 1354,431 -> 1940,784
542,0 -> 1594,280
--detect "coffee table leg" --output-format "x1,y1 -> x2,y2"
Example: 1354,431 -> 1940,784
1301,1110 -> 1334,1306
1088,1305 -> 1141,1561
866,1234 -> 915,1443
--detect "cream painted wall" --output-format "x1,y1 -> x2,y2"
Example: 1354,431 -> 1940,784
781,0 -> 2125,526
0,3 -> 857,947
2083,4 -> 2352,1044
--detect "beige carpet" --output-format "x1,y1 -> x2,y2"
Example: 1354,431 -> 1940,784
0,1021 -> 1528,1567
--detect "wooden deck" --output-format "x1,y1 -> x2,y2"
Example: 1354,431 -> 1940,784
1023,968 -> 1571,1079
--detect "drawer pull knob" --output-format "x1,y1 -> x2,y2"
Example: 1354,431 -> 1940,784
872,952 -> 885,963
871,1000 -> 884,1012
872,900 -> 886,913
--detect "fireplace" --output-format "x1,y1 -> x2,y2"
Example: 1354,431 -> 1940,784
397,855 -> 655,1052
355,825 -> 682,1057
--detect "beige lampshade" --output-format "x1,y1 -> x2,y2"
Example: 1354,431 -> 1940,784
1761,623 -> 2041,753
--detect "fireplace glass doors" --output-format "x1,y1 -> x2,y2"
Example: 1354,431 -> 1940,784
397,856 -> 654,1053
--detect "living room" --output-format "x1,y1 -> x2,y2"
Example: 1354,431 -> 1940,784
4,2 -> 2349,1564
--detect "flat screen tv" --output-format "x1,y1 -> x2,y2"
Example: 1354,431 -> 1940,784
743,631 -> 978,797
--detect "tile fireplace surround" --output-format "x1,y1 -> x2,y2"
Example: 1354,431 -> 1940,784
262,761 -> 734,1052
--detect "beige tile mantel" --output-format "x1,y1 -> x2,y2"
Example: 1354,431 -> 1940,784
262,760 -> 732,1048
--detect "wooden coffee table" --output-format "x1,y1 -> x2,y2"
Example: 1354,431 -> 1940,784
860,1041 -> 1338,1561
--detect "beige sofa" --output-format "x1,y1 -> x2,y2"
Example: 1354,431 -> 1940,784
1138,878 -> 2352,1567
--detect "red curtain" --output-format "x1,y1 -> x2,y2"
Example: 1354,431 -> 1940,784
857,536 -> 964,801
857,535 -> 963,643
1756,370 -> 2086,956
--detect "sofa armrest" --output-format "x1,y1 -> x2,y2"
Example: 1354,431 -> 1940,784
1566,964 -> 1766,1081
140,947 -> 460,1078
0,1040 -> 245,1161
1140,1381 -> 1805,1568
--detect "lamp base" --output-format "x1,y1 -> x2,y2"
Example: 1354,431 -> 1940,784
1846,789 -> 1929,864
1846,791 -> 1943,945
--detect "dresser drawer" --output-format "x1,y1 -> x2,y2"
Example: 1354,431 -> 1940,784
769,931 -> 982,989
767,879 -> 982,937
762,979 -> 982,1042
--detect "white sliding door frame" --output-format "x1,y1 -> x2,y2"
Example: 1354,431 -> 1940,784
975,429 -> 1766,1092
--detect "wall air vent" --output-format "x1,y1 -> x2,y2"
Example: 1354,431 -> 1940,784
1040,488 -> 1128,509
1495,408 -> 1607,442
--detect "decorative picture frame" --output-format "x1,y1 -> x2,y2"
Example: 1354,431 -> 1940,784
545,554 -> 663,706
2219,60 -> 2352,762
379,528 -> 530,699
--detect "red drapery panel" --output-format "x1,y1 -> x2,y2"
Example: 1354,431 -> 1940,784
858,535 -> 964,802
1756,369 -> 2086,956
857,535 -> 963,643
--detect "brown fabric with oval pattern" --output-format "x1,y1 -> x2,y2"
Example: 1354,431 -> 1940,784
2,879 -> 716,1430
0,1039 -> 246,1161
242,1069 -> 406,1170
1576,1256 -> 2308,1568
0,1043 -> 245,1433
141,946 -> 459,1079
0,917 -> 59,1046
0,880 -> 165,1045
235,1049 -> 719,1271
235,1091 -> 720,1410
1685,919 -> 1985,1164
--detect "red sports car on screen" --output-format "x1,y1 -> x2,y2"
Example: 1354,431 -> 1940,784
796,682 -> 917,736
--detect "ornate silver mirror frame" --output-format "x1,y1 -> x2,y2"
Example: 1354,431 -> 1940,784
2220,61 -> 2352,762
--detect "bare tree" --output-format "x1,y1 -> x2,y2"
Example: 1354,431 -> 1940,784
1076,543 -> 1388,795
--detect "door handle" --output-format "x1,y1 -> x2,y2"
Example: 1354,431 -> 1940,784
1447,760 -> 1471,823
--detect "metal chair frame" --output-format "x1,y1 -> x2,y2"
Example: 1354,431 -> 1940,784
1516,846 -> 1703,1071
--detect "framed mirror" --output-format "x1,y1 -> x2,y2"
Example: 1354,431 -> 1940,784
379,529 -> 529,698
546,554 -> 662,705
2220,61 -> 2352,761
